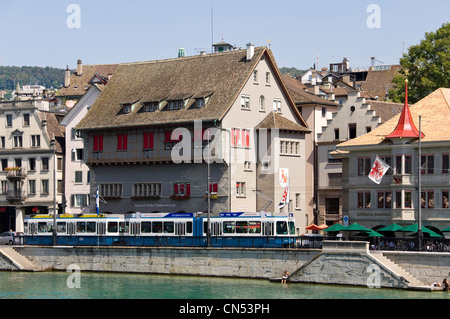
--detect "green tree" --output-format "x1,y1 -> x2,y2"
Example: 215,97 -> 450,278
389,22 -> 450,104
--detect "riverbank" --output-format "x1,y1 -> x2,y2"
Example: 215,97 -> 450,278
1,241 -> 450,291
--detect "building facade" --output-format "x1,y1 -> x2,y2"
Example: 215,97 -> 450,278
336,87 -> 450,231
76,45 -> 311,234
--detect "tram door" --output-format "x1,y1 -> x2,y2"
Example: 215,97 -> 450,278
262,222 -> 274,236
130,222 -> 140,236
97,222 -> 106,235
175,222 -> 185,236
210,222 -> 222,236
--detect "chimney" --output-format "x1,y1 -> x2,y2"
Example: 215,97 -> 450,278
77,59 -> 83,76
246,42 -> 255,62
64,66 -> 71,88
371,57 -> 375,67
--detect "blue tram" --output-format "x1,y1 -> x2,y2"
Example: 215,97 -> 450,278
22,212 -> 295,248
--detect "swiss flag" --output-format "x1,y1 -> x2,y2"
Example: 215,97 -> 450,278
368,156 -> 390,184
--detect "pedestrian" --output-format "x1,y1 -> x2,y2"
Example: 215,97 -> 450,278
281,270 -> 290,284
443,278 -> 449,292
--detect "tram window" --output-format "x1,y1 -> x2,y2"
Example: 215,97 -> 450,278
108,222 -> 118,233
152,221 -> 163,233
57,222 -> 67,233
289,221 -> 295,235
249,221 -> 261,234
223,221 -> 235,234
164,222 -> 174,233
87,222 -> 96,233
186,221 -> 193,234
38,222 -> 47,233
77,222 -> 86,233
141,222 -> 152,233
236,221 -> 248,233
24,222 -> 29,234
119,222 -> 129,233
276,221 -> 288,235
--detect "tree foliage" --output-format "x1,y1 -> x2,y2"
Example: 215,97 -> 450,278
0,66 -> 65,91
388,22 -> 450,104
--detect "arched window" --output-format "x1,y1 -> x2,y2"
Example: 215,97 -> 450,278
259,95 -> 265,112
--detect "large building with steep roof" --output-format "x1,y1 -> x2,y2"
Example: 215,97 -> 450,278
76,45 -> 311,234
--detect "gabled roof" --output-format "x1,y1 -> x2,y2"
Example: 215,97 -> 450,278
76,47 -> 307,131
361,65 -> 400,100
255,111 -> 311,133
56,64 -> 118,98
337,88 -> 450,148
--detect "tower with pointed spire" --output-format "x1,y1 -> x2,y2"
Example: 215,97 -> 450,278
386,79 -> 424,139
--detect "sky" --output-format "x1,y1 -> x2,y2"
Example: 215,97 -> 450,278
0,0 -> 449,70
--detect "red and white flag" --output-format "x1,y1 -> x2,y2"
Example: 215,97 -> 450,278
278,185 -> 289,209
368,155 -> 390,184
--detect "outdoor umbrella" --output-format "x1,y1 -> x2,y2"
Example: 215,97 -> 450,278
399,223 -> 443,238
305,224 -> 322,231
378,223 -> 404,232
365,229 -> 384,237
343,222 -> 371,232
441,227 -> 450,232
323,223 -> 346,232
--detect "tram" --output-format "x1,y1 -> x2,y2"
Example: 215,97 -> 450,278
22,212 -> 295,248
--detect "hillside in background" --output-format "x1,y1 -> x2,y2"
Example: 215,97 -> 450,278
0,66 -> 65,91
279,67 -> 306,78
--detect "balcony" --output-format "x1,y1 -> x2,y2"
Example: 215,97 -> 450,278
6,168 -> 27,181
6,189 -> 27,203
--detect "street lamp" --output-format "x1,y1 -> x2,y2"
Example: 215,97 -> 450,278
50,135 -> 57,245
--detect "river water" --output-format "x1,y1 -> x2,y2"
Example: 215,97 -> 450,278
0,271 -> 448,299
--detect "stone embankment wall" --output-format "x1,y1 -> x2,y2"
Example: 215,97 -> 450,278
12,246 -> 319,279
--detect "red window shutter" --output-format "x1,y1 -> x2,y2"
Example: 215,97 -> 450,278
241,130 -> 246,147
213,183 -> 218,193
174,183 -> 178,195
231,129 -> 235,146
186,184 -> 191,196
93,136 -> 98,152
165,131 -> 171,143
99,136 -> 103,151
180,183 -> 185,195
149,133 -> 154,149
143,133 -> 149,149
245,130 -> 250,147
123,134 -> 128,150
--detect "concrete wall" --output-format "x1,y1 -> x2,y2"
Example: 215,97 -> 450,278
13,246 -> 319,279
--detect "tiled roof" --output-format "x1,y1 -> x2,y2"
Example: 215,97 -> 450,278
76,47 -> 307,130
37,111 -> 65,153
337,88 -> 450,148
361,65 -> 401,100
366,100 -> 404,123
56,64 -> 118,97
255,111 -> 311,133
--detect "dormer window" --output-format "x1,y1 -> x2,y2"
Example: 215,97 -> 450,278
194,98 -> 205,108
169,100 -> 183,110
122,103 -> 132,114
143,102 -> 159,112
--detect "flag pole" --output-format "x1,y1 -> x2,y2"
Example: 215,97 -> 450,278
417,115 -> 423,251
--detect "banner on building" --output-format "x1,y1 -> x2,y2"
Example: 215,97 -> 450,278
368,155 -> 390,184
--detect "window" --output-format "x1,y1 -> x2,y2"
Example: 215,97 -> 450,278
395,155 -> 402,175
72,149 -> 83,161
405,155 -> 412,174
326,198 -> 339,214
1,181 -> 7,195
404,191 -> 412,208
328,173 -> 342,187
71,194 -> 89,207
358,191 -> 371,208
366,126 -> 372,133
13,136 -> 22,148
395,191 -> 402,209
253,70 -> 258,83
244,161 -> 252,171
15,158 -> 22,168
379,156 -> 392,175
443,154 -> 449,174
143,132 -> 154,150
421,190 -> 434,208
41,180 -> 49,195
348,124 -> 357,139
231,128 -> 250,148
121,103 -> 131,114
29,158 -> 36,171
334,129 -> 339,140
280,140 -> 300,156
93,135 -> 103,152
99,183 -> 122,198
194,98 -> 205,108
29,180 -> 36,194
75,171 -> 83,184
143,102 -> 159,112
236,182 -> 245,197
241,95 -> 250,110
31,135 -> 40,147
273,99 -> 282,113
442,190 -> 449,208
23,114 -> 30,126
132,183 -> 162,197
164,131 -> 181,150
358,157 -> 372,176
259,95 -> 265,112
6,115 -> 12,127
173,182 -> 190,197
265,72 -> 271,85
209,182 -> 218,194
0,136 -> 4,148
42,157 -> 49,171
1,159 -> 7,171
322,107 -> 327,117
421,154 -> 434,174
117,134 -> 128,151
377,191 -> 392,208
169,100 -> 183,110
